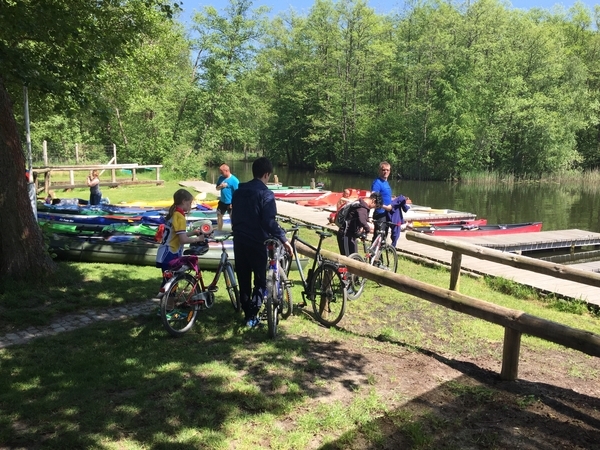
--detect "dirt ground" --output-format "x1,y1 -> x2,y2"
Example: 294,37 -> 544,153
296,326 -> 600,449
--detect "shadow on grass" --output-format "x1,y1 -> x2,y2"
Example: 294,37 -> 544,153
0,261 -> 158,331
318,331 -> 600,449
0,304 -> 372,448
2,279 -> 599,448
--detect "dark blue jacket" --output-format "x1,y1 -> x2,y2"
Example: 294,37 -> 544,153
389,195 -> 411,225
231,178 -> 287,246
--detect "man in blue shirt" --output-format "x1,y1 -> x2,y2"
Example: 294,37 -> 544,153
371,161 -> 393,241
231,157 -> 293,328
215,164 -> 239,231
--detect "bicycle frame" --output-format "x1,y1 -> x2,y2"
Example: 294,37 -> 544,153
283,222 -> 348,294
160,234 -> 236,307
358,230 -> 385,265
284,225 -> 325,290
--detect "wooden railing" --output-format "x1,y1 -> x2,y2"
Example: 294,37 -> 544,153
294,240 -> 600,382
33,163 -> 163,193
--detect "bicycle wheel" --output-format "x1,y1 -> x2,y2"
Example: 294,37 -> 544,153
223,264 -> 241,312
160,273 -> 199,337
378,244 -> 398,273
346,253 -> 366,300
309,262 -> 347,327
279,267 -> 293,319
265,268 -> 279,338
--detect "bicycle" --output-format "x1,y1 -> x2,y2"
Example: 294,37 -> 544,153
281,220 -> 348,327
262,238 -> 293,338
159,234 -> 240,337
346,225 -> 399,300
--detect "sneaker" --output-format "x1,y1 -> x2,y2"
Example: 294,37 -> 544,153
245,317 -> 262,328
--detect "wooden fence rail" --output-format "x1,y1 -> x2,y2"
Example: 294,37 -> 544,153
294,241 -> 600,381
33,164 -> 163,193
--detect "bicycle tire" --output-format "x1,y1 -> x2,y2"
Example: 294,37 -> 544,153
265,268 -> 278,338
279,267 -> 293,319
309,262 -> 347,327
379,244 -> 398,273
160,273 -> 199,337
346,253 -> 366,300
223,264 -> 241,312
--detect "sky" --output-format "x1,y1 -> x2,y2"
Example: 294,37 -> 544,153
178,0 -> 599,23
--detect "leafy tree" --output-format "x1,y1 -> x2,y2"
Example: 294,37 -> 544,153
0,0 -> 180,281
187,0 -> 269,160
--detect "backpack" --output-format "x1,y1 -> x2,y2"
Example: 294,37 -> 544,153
334,200 -> 360,228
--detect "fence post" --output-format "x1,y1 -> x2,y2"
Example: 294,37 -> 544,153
501,327 -> 522,381
449,251 -> 462,291
43,140 -> 48,165
75,143 -> 79,163
113,143 -> 117,165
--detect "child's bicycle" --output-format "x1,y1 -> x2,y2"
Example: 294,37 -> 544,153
281,220 -> 348,327
262,238 -> 293,338
346,225 -> 399,300
158,234 -> 240,337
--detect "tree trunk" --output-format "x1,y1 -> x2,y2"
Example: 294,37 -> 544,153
0,77 -> 56,281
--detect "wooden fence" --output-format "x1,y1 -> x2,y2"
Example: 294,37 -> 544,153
32,163 -> 163,194
294,239 -> 600,382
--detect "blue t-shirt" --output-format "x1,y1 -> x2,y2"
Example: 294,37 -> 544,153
216,174 -> 239,204
371,177 -> 392,215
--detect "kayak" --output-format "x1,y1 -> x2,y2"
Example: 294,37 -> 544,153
49,233 -> 309,271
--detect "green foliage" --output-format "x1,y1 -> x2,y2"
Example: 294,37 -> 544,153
5,0 -> 600,178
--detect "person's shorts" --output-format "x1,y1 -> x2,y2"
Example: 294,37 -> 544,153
217,201 -> 232,215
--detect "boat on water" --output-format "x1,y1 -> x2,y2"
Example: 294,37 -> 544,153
49,233 -> 308,271
409,222 -> 543,237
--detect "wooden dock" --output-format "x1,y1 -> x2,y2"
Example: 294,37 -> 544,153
181,181 -> 600,307
400,231 -> 600,308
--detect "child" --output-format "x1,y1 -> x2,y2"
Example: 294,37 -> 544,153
86,170 -> 102,205
156,189 -> 206,285
336,188 -> 352,209
337,192 -> 382,256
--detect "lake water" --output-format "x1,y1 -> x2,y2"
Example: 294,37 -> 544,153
206,161 -> 600,233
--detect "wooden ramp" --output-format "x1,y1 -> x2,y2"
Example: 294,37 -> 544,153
180,181 -> 600,307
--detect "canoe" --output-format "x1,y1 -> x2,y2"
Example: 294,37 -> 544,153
409,222 -> 543,237
39,220 -> 158,237
49,233 -> 308,271
38,211 -> 146,225
297,188 -> 372,208
273,189 -> 331,202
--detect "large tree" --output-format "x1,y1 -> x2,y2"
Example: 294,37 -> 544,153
0,0 -> 179,281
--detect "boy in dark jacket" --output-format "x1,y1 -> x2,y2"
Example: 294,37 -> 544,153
337,192 -> 382,256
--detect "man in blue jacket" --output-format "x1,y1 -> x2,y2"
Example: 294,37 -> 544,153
371,161 -> 393,240
231,157 -> 293,328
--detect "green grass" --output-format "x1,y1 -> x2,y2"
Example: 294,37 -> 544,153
1,172 -> 598,447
